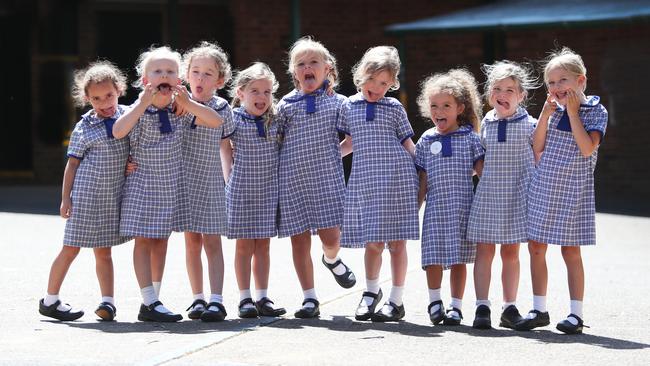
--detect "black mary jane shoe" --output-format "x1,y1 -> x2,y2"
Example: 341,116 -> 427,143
138,301 -> 182,322
355,289 -> 383,321
499,305 -> 523,329
556,314 -> 585,335
256,297 -> 287,317
514,309 -> 550,331
472,304 -> 491,329
95,302 -> 117,321
321,255 -> 357,289
39,299 -> 84,321
238,298 -> 259,319
428,300 -> 445,325
294,298 -> 320,319
371,301 -> 405,322
442,307 -> 463,326
201,302 -> 227,322
186,299 -> 207,320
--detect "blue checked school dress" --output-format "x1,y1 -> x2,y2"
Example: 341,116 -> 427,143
120,104 -> 192,238
468,107 -> 536,244
225,107 -> 281,239
64,106 -> 131,248
276,83 -> 346,237
415,125 -> 485,268
175,96 -> 234,234
527,96 -> 608,246
337,93 -> 419,248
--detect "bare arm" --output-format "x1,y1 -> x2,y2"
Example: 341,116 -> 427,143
220,138 -> 233,182
473,159 -> 484,178
340,135 -> 353,157
113,84 -> 156,139
174,85 -> 223,128
566,90 -> 601,157
402,137 -> 416,157
532,93 -> 555,157
60,157 -> 81,218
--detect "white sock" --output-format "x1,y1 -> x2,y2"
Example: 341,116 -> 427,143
256,289 -> 268,300
240,290 -> 255,309
570,300 -> 583,319
302,288 -> 317,309
450,298 -> 462,310
140,286 -> 158,307
428,288 -> 441,314
44,293 -> 72,312
365,277 -> 380,294
388,286 -> 404,307
191,293 -> 205,310
323,255 -> 346,275
502,301 -> 515,310
152,281 -> 161,297
101,296 -> 115,305
476,299 -> 491,308
533,295 -> 547,312
207,294 -> 223,311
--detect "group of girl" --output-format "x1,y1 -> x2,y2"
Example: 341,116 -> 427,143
38,37 -> 607,336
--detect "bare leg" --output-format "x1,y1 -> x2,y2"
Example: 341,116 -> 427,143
185,232 -> 204,295
133,237 -> 153,289
93,247 -> 114,297
561,246 -> 584,301
501,244 -> 520,303
235,239 -> 255,291
473,243 -> 495,301
449,264 -> 467,300
318,227 -> 341,260
425,265 -> 443,290
203,234 -> 224,295
46,245 -> 81,295
252,239 -> 271,291
291,231 -> 314,291
388,241 -> 407,287
364,242 -> 384,281
528,241 -> 548,296
150,238 -> 168,285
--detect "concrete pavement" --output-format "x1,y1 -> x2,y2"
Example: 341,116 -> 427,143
0,189 -> 649,365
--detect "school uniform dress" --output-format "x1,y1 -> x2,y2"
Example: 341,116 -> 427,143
64,106 -> 131,248
415,125 -> 485,268
175,96 -> 234,234
276,83 -> 346,237
120,104 -> 192,238
225,107 -> 280,239
337,93 -> 419,248
468,107 -> 536,244
527,96 -> 608,246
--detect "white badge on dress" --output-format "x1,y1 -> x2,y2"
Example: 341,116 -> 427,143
430,141 -> 442,155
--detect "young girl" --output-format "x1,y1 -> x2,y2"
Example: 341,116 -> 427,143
468,61 -> 537,329
112,46 -> 223,322
516,47 -> 607,334
221,62 -> 286,318
276,37 -> 356,318
179,41 -> 233,322
415,69 -> 484,326
39,61 -> 130,322
338,46 -> 419,322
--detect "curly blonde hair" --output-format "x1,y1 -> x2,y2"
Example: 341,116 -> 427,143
351,45 -> 401,91
229,62 -> 279,135
132,45 -> 182,89
543,46 -> 587,91
182,41 -> 232,89
71,61 -> 127,107
417,69 -> 482,131
481,60 -> 538,107
287,36 -> 339,90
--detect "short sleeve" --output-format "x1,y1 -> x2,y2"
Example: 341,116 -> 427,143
67,121 -> 87,160
469,132 -> 485,164
219,104 -> 236,139
275,100 -> 289,138
394,106 -> 414,143
336,99 -> 350,135
414,138 -> 427,172
526,115 -> 537,146
479,119 -> 488,146
583,104 -> 608,143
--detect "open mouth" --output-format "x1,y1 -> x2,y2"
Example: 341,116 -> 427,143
157,83 -> 172,93
100,107 -> 115,117
195,86 -> 204,94
435,118 -> 447,125
496,99 -> 510,109
254,102 -> 266,111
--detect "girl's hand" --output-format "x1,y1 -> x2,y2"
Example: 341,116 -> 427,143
139,83 -> 157,106
173,85 -> 191,107
125,155 -> 138,176
172,100 -> 188,116
540,93 -> 557,118
566,89 -> 581,116
60,197 -> 72,219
